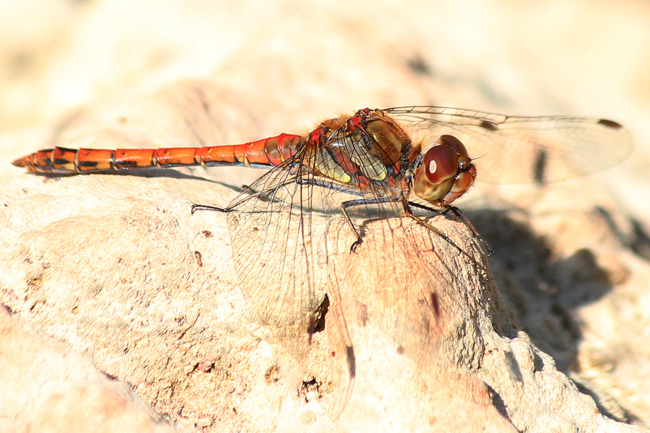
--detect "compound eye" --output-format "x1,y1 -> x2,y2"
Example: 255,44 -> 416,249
423,145 -> 459,184
438,135 -> 469,157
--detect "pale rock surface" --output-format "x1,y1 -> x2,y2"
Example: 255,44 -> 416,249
0,306 -> 175,433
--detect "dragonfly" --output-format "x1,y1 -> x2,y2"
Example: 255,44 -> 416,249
12,106 -> 633,418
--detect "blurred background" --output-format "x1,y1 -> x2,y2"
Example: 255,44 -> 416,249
1,0 -> 648,214
2,0 -> 649,426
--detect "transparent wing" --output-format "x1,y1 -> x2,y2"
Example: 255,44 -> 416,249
224,129 -> 406,330
328,214 -> 491,406
222,129 -> 408,417
225,148 -> 323,330
222,148 -> 355,418
206,105 -> 634,413
387,106 -> 634,184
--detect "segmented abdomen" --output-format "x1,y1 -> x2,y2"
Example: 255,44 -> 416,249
12,133 -> 305,174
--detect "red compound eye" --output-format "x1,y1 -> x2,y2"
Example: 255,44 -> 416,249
438,135 -> 469,158
423,144 -> 459,184
413,135 -> 475,206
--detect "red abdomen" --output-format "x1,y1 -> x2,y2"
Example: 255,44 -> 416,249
12,133 -> 305,174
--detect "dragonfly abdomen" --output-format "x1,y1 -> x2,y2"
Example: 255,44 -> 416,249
11,133 -> 305,174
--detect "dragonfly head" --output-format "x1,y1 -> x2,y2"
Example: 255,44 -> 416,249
412,135 -> 476,206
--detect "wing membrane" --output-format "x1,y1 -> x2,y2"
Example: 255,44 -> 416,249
388,106 -> 633,183
222,129 -> 409,418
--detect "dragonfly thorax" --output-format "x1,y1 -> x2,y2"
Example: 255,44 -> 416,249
360,110 -> 412,165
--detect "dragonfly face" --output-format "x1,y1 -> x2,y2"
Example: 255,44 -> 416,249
411,135 -> 477,207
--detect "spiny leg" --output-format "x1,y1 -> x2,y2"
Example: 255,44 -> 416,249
446,205 -> 494,255
340,195 -> 403,252
191,203 -> 228,214
402,208 -> 465,255
339,194 -> 480,255
191,176 -> 302,215
408,201 -> 494,255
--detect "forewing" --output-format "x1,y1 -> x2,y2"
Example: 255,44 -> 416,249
388,106 -> 633,184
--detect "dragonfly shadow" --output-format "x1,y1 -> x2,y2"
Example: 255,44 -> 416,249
34,167 -> 264,196
34,166 -> 200,180
467,208 -> 614,361
466,207 -> 628,421
595,206 -> 650,262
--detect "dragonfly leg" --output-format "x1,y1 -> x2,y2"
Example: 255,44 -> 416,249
404,211 -> 464,255
340,204 -> 363,253
406,201 -> 447,216
296,177 -> 365,196
341,195 -> 403,253
407,201 -> 494,255
191,182 -> 284,215
191,203 -> 228,214
191,203 -> 230,214
446,206 -> 494,255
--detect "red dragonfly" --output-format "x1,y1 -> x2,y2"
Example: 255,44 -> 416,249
12,106 -> 633,416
